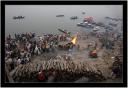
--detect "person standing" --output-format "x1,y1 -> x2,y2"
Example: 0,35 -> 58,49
37,70 -> 46,82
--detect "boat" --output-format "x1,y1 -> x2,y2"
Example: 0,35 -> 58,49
82,12 -> 85,14
105,16 -> 110,19
104,25 -> 114,30
57,29 -> 71,36
13,16 -> 25,20
77,16 -> 94,28
77,23 -> 84,26
58,29 -> 67,34
77,22 -> 94,28
109,23 -> 117,27
95,22 -> 105,27
105,17 -> 122,21
93,26 -> 100,31
56,15 -> 64,17
90,22 -> 96,26
70,16 -> 78,19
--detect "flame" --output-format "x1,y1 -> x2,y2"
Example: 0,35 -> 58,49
92,50 -> 97,53
71,36 -> 77,45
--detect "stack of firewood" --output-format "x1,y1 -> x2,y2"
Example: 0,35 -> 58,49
12,59 -> 106,82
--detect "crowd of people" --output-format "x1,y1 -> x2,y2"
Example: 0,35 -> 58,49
5,26 -> 123,82
5,32 -> 71,72
89,28 -> 122,50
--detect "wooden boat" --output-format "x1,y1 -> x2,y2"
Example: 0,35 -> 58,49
13,16 -> 25,20
56,15 -> 64,17
70,16 -> 78,19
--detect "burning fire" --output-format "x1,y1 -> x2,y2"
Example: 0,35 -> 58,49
71,36 -> 77,45
92,50 -> 97,54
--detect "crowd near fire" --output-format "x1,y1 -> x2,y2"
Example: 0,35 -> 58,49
5,8 -> 123,83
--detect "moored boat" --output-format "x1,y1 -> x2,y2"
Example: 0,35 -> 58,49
77,22 -> 94,28
93,26 -> 100,31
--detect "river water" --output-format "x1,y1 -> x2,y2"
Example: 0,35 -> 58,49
5,5 -> 122,37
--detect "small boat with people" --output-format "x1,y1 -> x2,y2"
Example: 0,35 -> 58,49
13,16 -> 25,20
70,16 -> 78,19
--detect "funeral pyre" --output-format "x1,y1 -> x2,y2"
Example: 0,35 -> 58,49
10,57 -> 107,82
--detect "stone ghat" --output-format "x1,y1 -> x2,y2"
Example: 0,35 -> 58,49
11,59 -> 108,82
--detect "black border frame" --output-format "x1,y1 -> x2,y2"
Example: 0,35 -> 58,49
1,1 -> 127,87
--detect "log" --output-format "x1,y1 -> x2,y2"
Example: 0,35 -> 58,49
11,58 -> 107,82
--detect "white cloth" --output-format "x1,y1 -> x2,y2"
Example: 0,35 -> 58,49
17,59 -> 21,65
34,45 -> 38,53
34,45 -> 40,55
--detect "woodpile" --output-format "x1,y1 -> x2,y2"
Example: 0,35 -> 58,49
11,58 -> 106,82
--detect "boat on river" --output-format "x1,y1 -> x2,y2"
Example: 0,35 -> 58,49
56,15 -> 64,17
13,16 -> 25,20
77,22 -> 94,28
70,16 -> 78,19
